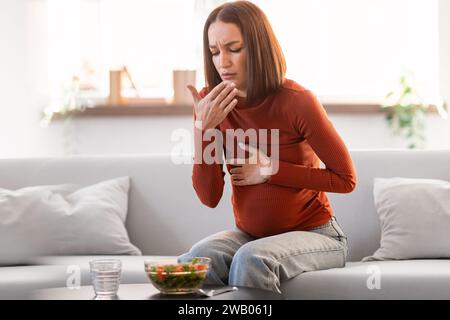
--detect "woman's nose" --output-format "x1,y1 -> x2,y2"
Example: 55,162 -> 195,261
219,53 -> 231,68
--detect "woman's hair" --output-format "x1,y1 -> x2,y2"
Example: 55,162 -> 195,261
203,1 -> 286,104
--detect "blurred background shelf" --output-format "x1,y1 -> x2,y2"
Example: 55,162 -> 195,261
52,101 -> 193,119
52,102 -> 443,120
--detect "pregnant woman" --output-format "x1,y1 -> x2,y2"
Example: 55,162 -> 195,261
178,1 -> 357,294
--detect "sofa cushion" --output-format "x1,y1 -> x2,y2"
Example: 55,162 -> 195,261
281,260 -> 450,299
363,177 -> 450,261
0,177 -> 141,266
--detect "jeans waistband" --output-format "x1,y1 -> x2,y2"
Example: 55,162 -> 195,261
308,216 -> 335,231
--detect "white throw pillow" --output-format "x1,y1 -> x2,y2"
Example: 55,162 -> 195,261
0,177 -> 141,266
362,177 -> 450,262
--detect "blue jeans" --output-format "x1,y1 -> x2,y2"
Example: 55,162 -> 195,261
177,216 -> 348,294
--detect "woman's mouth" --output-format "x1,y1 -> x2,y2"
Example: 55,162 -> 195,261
222,73 -> 236,80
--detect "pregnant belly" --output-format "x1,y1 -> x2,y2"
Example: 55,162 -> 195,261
231,184 -> 325,237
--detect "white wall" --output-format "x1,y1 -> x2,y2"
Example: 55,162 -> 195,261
0,0 -> 64,158
439,0 -> 450,103
49,112 -> 450,157
331,113 -> 450,150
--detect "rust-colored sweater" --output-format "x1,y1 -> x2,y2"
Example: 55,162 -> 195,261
192,78 -> 357,238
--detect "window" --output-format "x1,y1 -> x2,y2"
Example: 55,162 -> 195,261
48,0 -> 203,101
252,0 -> 439,103
46,0 -> 439,107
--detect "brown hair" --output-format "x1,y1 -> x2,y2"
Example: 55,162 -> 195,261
203,1 -> 286,104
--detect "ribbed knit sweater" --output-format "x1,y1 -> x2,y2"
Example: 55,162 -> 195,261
192,78 -> 357,238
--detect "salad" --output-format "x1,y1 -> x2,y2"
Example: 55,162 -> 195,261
145,257 -> 210,293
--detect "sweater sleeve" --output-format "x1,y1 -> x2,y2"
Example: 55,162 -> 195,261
192,87 -> 226,208
267,90 -> 357,193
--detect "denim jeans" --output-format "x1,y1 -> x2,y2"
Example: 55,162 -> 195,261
177,216 -> 348,294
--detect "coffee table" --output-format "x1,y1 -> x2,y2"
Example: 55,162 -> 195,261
31,283 -> 284,300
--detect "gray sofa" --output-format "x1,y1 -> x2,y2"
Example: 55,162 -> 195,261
1,150 -> 450,299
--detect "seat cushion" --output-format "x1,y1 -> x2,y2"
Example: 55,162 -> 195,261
3,256 -> 450,299
31,255 -> 177,286
281,260 -> 450,299
0,265 -> 69,299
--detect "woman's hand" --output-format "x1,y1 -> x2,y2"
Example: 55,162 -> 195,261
227,143 -> 273,186
187,82 -> 239,131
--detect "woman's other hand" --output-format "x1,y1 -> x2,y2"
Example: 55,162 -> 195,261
187,82 -> 238,131
227,143 -> 273,186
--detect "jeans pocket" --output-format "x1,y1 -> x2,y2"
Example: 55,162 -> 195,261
330,217 -> 347,240
330,217 -> 349,260
311,217 -> 347,245
309,218 -> 349,263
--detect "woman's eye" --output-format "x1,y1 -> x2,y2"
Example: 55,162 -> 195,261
211,48 -> 242,56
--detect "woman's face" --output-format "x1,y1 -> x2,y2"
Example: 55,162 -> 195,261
208,20 -> 247,96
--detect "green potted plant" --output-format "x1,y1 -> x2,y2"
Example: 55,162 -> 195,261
382,74 -> 447,149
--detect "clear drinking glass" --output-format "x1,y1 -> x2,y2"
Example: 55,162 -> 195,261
90,259 -> 122,298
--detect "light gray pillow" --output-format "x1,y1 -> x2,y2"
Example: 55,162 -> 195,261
0,177 -> 141,266
362,177 -> 450,262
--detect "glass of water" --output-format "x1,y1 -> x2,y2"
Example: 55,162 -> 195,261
90,259 -> 122,299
